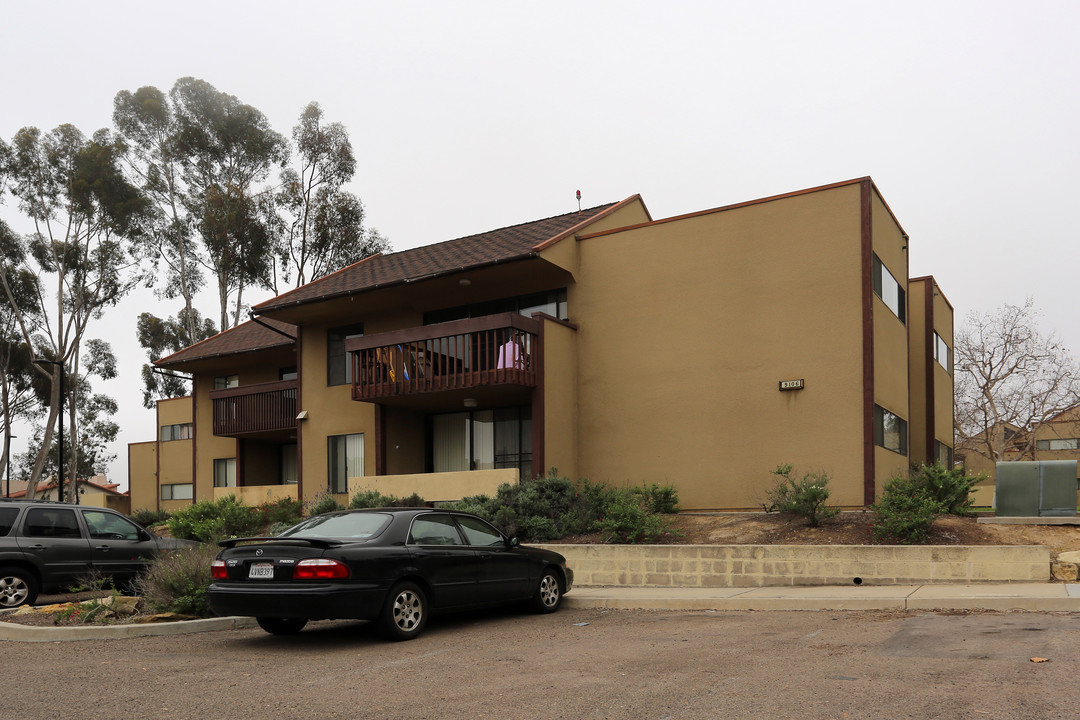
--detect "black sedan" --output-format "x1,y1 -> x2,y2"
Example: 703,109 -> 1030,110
207,508 -> 573,640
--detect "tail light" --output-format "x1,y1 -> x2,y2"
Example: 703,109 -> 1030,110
293,558 -> 349,580
211,559 -> 228,580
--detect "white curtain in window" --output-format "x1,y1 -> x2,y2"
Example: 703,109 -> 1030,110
472,411 -> 494,470
346,433 -> 364,480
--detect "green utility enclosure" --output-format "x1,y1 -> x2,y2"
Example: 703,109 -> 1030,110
995,460 -> 1079,517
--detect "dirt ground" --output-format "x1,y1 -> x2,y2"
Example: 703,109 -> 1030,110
566,511 -> 1080,560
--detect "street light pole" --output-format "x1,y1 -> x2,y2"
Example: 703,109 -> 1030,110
34,359 -> 65,503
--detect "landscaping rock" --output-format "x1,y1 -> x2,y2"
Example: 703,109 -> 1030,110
1057,550 -> 1080,564
1051,562 -> 1079,582
99,595 -> 139,615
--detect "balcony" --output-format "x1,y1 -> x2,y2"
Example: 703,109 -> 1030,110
347,313 -> 540,402
210,379 -> 298,437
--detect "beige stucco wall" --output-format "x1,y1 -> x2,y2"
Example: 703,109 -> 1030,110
907,278 -> 930,465
127,441 -> 157,513
933,288 -> 955,451
541,318 -> 579,480
348,468 -> 518,502
299,323 -> 378,501
870,190 -> 910,491
214,485 -> 298,505
571,184 -> 867,509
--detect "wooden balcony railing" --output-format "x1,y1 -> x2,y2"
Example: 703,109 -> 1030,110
346,313 -> 540,401
210,379 -> 298,436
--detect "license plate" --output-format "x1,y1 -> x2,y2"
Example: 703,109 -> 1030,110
248,562 -> 275,579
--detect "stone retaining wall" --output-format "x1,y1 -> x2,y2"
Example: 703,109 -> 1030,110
539,544 -> 1050,587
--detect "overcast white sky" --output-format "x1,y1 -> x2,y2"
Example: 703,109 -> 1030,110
1,0 -> 1077,489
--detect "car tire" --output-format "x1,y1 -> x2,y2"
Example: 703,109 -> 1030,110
256,617 -> 308,635
381,581 -> 427,641
0,566 -> 38,609
530,568 -> 563,613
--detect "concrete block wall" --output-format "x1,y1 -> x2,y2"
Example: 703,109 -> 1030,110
539,544 -> 1050,587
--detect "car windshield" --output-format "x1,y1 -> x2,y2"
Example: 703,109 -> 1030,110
278,512 -> 391,540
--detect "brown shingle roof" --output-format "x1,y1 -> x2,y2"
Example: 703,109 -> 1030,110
253,202 -> 620,314
155,317 -> 296,368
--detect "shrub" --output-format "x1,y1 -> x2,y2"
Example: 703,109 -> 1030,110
632,483 -> 680,514
871,475 -> 946,544
764,464 -> 840,527
259,497 -> 305,527
442,471 -> 679,544
131,509 -> 169,528
307,492 -> 345,516
166,496 -> 263,543
910,464 -> 982,516
594,487 -> 675,544
349,489 -> 428,509
135,543 -> 220,617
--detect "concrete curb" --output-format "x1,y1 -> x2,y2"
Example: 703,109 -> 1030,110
0,615 -> 258,643
565,583 -> 1080,613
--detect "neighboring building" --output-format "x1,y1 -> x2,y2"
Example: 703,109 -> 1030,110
129,178 -> 954,511
958,408 -> 1080,507
4,474 -> 130,514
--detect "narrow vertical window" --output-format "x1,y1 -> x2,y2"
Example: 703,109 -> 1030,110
873,405 -> 908,456
872,255 -> 906,323
328,433 -> 364,493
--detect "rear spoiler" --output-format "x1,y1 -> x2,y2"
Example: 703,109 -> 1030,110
217,536 -> 342,549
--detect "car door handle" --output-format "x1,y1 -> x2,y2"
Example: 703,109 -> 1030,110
479,553 -> 492,560
26,544 -> 46,551
94,546 -> 111,551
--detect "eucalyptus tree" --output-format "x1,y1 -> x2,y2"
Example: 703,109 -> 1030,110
273,102 -> 389,292
0,124 -> 148,497
169,77 -> 288,330
135,308 -> 216,408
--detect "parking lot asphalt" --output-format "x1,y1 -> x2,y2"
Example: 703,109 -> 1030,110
4,582 -> 1079,642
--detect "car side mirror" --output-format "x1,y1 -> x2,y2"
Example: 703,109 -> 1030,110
508,536 -> 520,547
138,528 -> 153,542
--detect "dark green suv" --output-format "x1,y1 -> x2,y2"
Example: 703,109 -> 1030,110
0,501 -> 190,608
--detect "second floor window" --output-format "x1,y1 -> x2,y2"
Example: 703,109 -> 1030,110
160,423 -> 192,442
1036,438 -> 1080,451
214,375 -> 238,390
328,324 -> 364,386
872,255 -> 905,323
934,332 -> 951,373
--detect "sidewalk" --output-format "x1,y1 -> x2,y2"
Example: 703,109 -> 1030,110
566,583 -> 1080,613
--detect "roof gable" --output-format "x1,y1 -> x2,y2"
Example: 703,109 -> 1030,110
155,317 -> 296,368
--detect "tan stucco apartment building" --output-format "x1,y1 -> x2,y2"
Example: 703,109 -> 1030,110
128,178 -> 954,512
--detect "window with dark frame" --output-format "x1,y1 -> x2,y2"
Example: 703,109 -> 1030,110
872,255 -> 906,323
873,404 -> 908,456
934,332 -> 951,373
160,423 -> 193,442
328,433 -> 364,494
214,375 -> 238,390
327,324 -> 364,386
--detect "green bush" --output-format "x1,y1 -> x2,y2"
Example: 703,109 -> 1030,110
259,497 -> 304,527
910,464 -> 982,516
130,509 -> 169,528
135,543 -> 220,617
594,488 -> 675,544
165,496 -> 263,542
632,483 -> 680,514
871,475 -> 946,544
764,464 -> 840,527
442,470 -> 679,544
349,489 -> 428,509
307,492 -> 345,516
